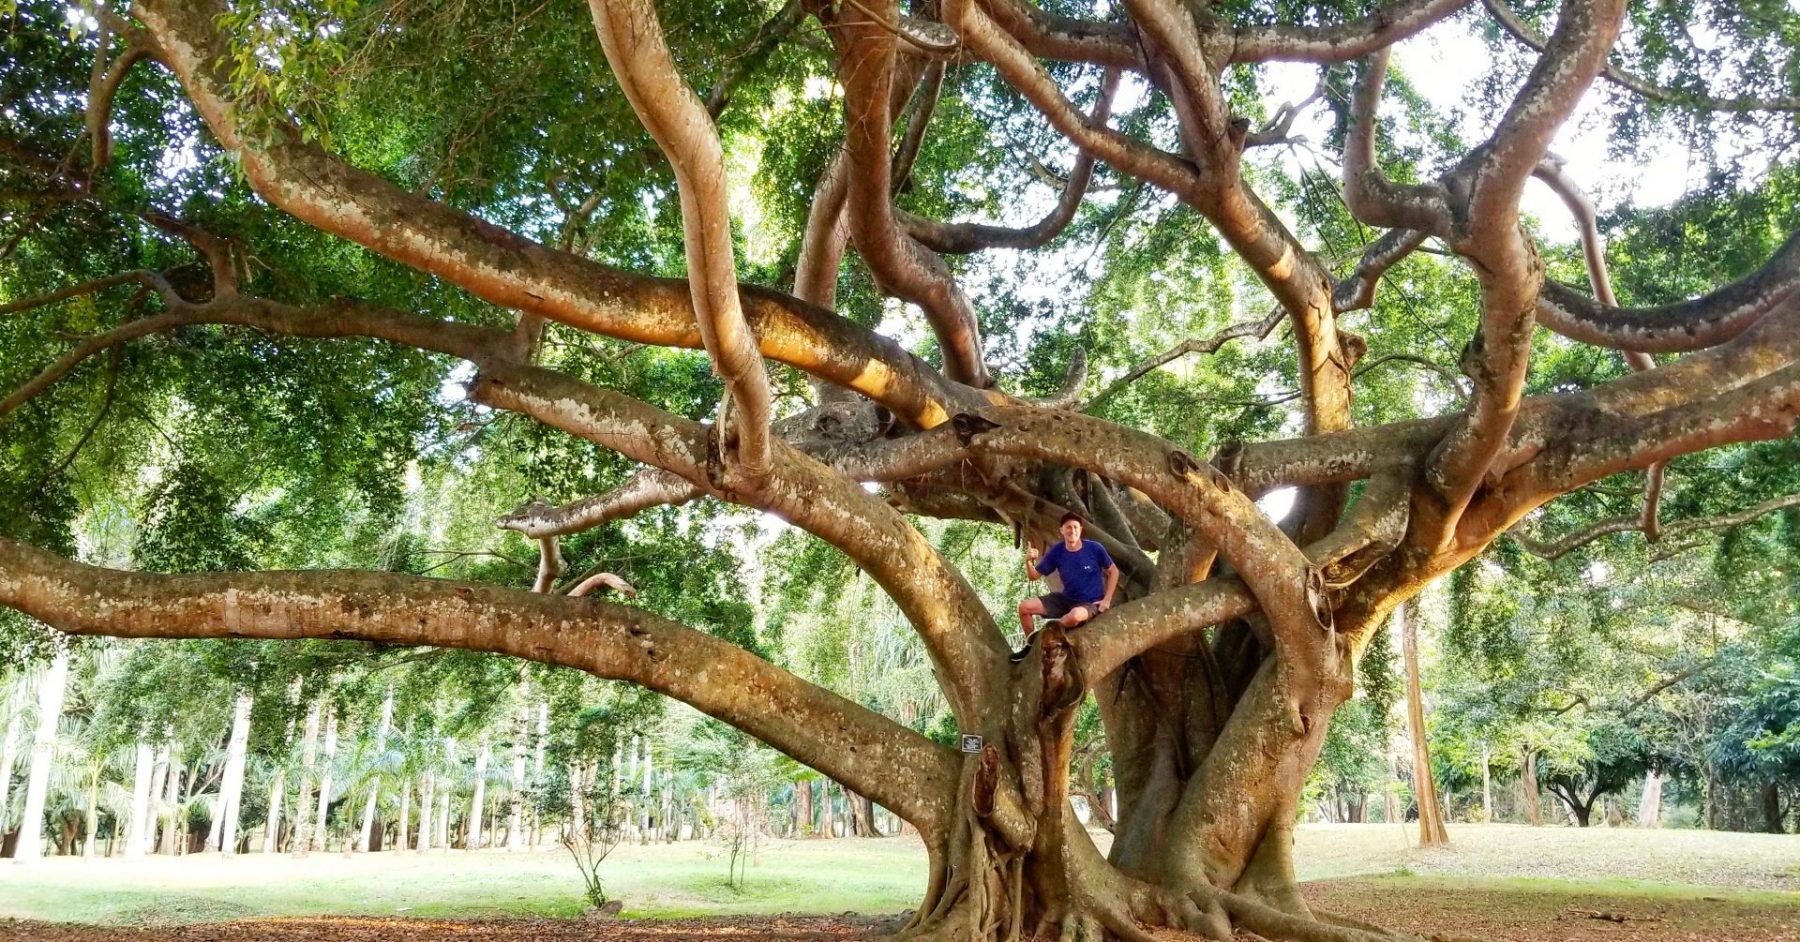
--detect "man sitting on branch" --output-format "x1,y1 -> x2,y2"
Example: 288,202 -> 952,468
1013,512 -> 1118,662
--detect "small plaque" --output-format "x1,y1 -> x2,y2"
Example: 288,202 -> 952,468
960,734 -> 984,754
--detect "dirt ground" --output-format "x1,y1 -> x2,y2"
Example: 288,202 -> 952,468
3,877 -> 1794,942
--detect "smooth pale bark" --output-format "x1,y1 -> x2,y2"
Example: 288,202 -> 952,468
312,709 -> 339,852
82,767 -> 99,858
158,746 -> 181,855
468,738 -> 490,850
436,787 -> 450,849
0,684 -> 22,843
396,778 -> 410,852
262,768 -> 286,854
1481,745 -> 1493,823
290,700 -> 320,856
124,740 -> 155,858
14,649 -> 70,863
215,692 -> 252,856
1400,603 -> 1448,846
416,774 -> 436,852
355,690 -> 393,853
1637,770 -> 1662,827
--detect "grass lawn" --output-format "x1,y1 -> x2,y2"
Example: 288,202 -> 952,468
1,824 -> 1794,927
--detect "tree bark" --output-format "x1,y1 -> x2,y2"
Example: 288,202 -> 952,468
417,773 -> 436,852
469,736 -> 489,850
506,699 -> 528,851
355,689 -> 393,853
1763,781 -> 1785,834
1481,745 -> 1493,823
396,777 -> 410,852
14,649 -> 70,863
124,739 -> 154,858
1637,770 -> 1662,828
291,699 -> 321,856
312,706 -> 339,852
263,767 -> 286,855
0,683 -> 23,849
214,692 -> 252,856
1521,750 -> 1542,827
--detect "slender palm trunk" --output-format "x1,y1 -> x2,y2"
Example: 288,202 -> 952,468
0,684 -> 23,841
124,739 -> 154,858
158,748 -> 182,855
356,689 -> 394,852
312,709 -> 339,852
396,778 -> 411,852
290,699 -> 321,855
214,692 -> 253,855
468,737 -> 489,850
417,774 -> 436,851
506,699 -> 528,850
82,765 -> 99,858
14,650 -> 71,863
1638,770 -> 1662,827
263,768 -> 286,854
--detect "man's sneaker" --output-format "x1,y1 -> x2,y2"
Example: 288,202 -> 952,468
1009,634 -> 1036,663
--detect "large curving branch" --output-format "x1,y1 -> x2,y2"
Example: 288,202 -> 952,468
1535,230 -> 1800,354
0,537 -> 961,835
832,0 -> 991,387
1509,492 -> 1800,561
1482,0 -> 1800,114
591,0 -> 774,476
1343,50 -> 1452,235
1228,0 -> 1470,64
1425,0 -> 1626,525
1333,228 -> 1429,313
467,362 -> 1011,721
130,0 -> 966,430
976,0 -> 1142,69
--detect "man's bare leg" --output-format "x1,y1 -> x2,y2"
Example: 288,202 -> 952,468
1018,597 -> 1045,639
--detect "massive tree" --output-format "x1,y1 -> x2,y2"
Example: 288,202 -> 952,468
3,0 -> 1798,938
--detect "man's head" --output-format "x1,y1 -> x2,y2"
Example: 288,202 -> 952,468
1059,512 -> 1084,547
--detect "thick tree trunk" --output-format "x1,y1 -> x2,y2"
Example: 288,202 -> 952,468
215,692 -> 253,856
290,699 -> 321,856
1399,603 -> 1447,847
795,776 -> 813,837
1763,781 -> 1785,834
1637,771 -> 1661,827
14,649 -> 70,864
124,739 -> 154,858
356,690 -> 393,853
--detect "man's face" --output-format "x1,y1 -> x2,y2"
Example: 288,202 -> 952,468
1060,519 -> 1082,545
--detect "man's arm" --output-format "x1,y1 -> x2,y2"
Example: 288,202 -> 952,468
1098,564 -> 1119,613
1026,543 -> 1043,582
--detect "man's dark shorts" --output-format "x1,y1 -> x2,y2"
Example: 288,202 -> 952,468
1036,592 -> 1096,620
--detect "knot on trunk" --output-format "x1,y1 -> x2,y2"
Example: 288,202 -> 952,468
1304,567 -> 1335,632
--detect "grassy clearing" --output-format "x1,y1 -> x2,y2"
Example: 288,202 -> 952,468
1,824 -> 1794,927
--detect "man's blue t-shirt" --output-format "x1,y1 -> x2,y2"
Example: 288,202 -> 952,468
1036,539 -> 1115,603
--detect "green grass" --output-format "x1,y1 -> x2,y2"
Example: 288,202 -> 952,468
4,825 -> 1796,927
0,838 -> 929,925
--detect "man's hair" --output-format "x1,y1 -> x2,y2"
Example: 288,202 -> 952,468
1059,512 -> 1084,527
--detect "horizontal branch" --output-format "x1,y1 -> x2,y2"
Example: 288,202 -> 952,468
133,0 -> 969,429
1510,491 -> 1800,560
1084,309 -> 1284,410
1228,0 -> 1470,64
1536,230 -> 1800,354
0,537 -> 960,835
